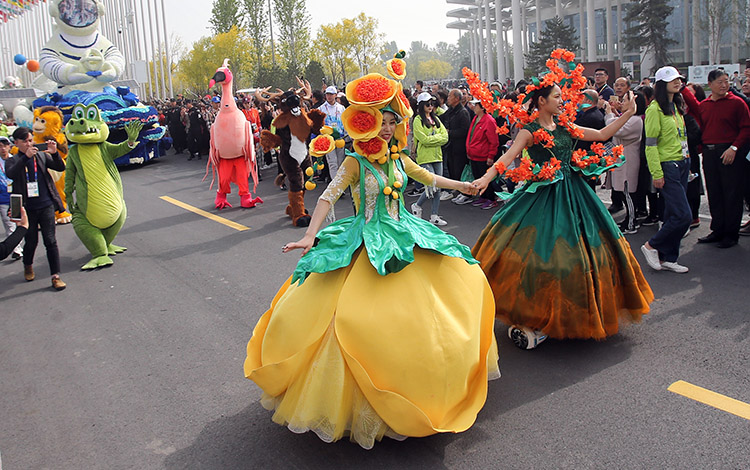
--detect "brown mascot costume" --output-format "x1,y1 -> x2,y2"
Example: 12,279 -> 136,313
259,91 -> 324,227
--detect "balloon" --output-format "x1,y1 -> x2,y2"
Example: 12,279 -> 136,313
26,60 -> 40,73
14,54 -> 26,65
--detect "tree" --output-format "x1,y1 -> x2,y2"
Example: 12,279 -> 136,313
272,0 -> 311,74
176,26 -> 254,96
209,0 -> 243,35
314,21 -> 358,86
349,13 -> 383,75
699,0 -> 738,64
623,0 -> 675,74
417,59 -> 452,80
524,16 -> 578,76
242,0 -> 269,79
304,60 -> 325,90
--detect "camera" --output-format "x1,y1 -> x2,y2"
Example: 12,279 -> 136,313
34,142 -> 48,151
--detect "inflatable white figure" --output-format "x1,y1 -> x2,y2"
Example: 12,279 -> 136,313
38,0 -> 125,93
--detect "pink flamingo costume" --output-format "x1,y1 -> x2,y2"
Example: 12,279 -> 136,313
206,59 -> 263,209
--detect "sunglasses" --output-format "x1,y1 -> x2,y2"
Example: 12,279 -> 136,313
424,101 -> 436,107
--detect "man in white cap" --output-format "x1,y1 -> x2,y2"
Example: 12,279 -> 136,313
319,85 -> 347,180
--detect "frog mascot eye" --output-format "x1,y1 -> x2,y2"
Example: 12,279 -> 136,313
86,106 -> 99,121
73,105 -> 85,120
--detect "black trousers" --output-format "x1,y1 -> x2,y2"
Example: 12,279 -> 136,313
702,144 -> 747,242
470,159 -> 497,200
23,204 -> 60,275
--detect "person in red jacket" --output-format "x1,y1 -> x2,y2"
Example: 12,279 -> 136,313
466,99 -> 500,209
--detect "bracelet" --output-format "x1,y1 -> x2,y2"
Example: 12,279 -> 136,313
493,161 -> 506,175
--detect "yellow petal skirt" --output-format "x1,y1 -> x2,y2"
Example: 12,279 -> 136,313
245,247 -> 499,449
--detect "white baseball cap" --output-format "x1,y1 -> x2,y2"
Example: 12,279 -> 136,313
325,86 -> 337,94
654,66 -> 684,83
416,91 -> 433,104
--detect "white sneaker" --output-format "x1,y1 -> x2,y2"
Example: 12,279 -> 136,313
453,194 -> 473,205
640,244 -> 662,271
661,261 -> 689,273
411,203 -> 422,218
440,191 -> 453,201
430,214 -> 447,226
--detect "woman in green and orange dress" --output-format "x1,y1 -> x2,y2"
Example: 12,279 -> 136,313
471,74 -> 653,349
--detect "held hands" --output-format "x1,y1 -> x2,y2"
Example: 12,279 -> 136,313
282,234 -> 315,256
459,180 -> 479,196
471,175 -> 492,194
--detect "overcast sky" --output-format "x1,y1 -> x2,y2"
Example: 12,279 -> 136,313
163,0 -> 461,56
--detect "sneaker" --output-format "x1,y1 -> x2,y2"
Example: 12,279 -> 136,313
453,194 -> 474,205
640,244 -> 661,271
439,191 -> 453,201
689,218 -> 701,229
410,203 -> 422,218
481,200 -> 499,210
641,216 -> 658,226
24,264 -> 35,281
51,275 -> 67,291
405,188 -> 424,197
682,227 -> 691,238
11,252 -> 22,260
472,197 -> 488,207
740,222 -> 750,236
430,214 -> 447,226
661,261 -> 689,273
620,224 -> 638,235
607,205 -> 624,214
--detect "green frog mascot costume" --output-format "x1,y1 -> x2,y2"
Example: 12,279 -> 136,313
64,104 -> 143,269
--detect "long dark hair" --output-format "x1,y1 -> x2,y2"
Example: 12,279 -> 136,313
653,80 -> 685,116
417,99 -> 441,129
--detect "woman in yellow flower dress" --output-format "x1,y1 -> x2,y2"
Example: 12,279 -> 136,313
244,62 -> 500,449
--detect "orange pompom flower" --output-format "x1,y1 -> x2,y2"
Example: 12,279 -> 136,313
309,135 -> 335,157
346,73 -> 398,107
341,105 -> 382,140
386,58 -> 407,80
354,136 -> 388,163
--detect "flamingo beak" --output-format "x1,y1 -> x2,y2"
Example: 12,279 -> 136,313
209,71 -> 226,89
208,79 -> 215,88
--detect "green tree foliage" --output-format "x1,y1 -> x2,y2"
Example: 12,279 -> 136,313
303,60 -> 325,90
272,0 -> 311,74
313,13 -> 383,87
524,16 -> 579,76
177,26 -> 253,96
242,0 -> 268,78
417,59 -> 452,80
623,0 -> 676,74
209,0 -> 243,35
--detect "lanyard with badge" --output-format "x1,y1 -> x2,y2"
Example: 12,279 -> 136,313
25,154 -> 40,197
673,111 -> 688,159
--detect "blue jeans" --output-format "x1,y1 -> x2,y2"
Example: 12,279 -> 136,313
648,159 -> 691,263
415,162 -> 442,216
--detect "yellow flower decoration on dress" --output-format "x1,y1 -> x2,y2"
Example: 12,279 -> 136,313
346,73 -> 398,107
341,105 -> 383,140
309,134 -> 335,157
393,121 -> 408,151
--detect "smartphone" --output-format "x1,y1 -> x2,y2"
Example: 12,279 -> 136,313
10,193 -> 22,220
34,142 -> 48,151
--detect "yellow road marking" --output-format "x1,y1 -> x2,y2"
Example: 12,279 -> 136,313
668,380 -> 750,420
160,196 -> 249,232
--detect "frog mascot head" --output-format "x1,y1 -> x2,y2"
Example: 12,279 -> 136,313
64,104 -> 143,270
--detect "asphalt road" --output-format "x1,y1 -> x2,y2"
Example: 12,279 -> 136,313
1,151 -> 748,469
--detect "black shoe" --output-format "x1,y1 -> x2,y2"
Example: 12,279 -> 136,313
698,232 -> 722,244
718,239 -> 738,249
641,216 -> 659,226
187,156 -> 194,161
11,252 -> 21,260
607,205 -> 624,214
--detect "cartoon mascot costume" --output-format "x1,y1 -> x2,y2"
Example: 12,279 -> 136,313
206,59 -> 263,210
258,91 -> 325,227
32,106 -> 72,224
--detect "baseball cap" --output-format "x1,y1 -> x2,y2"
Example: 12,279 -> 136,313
211,96 -> 221,103
469,98 -> 481,104
654,66 -> 684,83
416,92 -> 433,104
0,136 -> 10,144
325,86 -> 337,94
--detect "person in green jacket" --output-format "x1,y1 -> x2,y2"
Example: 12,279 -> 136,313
640,66 -> 692,274
410,92 -> 449,225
